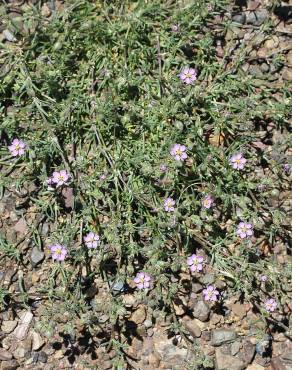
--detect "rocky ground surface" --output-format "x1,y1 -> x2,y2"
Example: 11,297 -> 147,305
0,0 -> 292,369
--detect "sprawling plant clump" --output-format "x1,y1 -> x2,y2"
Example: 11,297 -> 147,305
0,0 -> 291,367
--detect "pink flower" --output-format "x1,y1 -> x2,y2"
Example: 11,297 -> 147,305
170,144 -> 188,161
283,163 -> 290,173
202,195 -> 214,209
264,298 -> 277,313
163,197 -> 175,212
171,24 -> 180,32
187,254 -> 204,272
236,222 -> 253,239
134,272 -> 151,290
51,170 -> 69,187
259,275 -> 267,282
49,244 -> 68,261
160,164 -> 167,172
8,139 -> 26,157
203,285 -> 220,302
230,153 -> 247,170
179,67 -> 197,85
84,232 -> 100,249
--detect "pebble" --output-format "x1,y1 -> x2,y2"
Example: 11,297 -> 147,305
0,348 -> 13,361
144,319 -> 153,328
131,305 -> 146,325
32,331 -> 45,351
215,347 -> 246,370
260,63 -> 270,73
0,359 -> 20,370
13,311 -> 33,340
184,320 -> 202,338
191,300 -> 210,322
110,281 -> 125,295
2,29 -> 17,42
212,329 -> 237,346
38,351 -> 48,363
1,320 -> 18,334
30,247 -> 45,267
246,9 -> 268,26
232,13 -> 246,24
282,67 -> 292,81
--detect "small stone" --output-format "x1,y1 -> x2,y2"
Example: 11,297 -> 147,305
191,300 -> 210,322
13,311 -> 33,340
192,282 -> 203,293
3,30 -> 16,42
144,319 -> 152,328
122,294 -> 136,308
0,359 -> 20,370
30,247 -> 45,267
282,67 -> 292,81
215,347 -> 245,370
131,306 -> 146,325
184,320 -> 202,338
200,273 -> 215,285
232,13 -> 246,24
260,63 -> 270,73
246,9 -> 268,26
41,4 -> 51,17
212,329 -> 237,346
13,219 -> 28,235
0,348 -> 13,361
1,320 -> 18,334
246,365 -> 265,370
230,303 -> 247,320
264,36 -> 279,50
149,353 -> 160,367
38,351 -> 48,363
32,331 -> 45,351
12,346 -> 25,359
110,281 -> 124,295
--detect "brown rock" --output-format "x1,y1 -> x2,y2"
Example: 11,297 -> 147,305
282,67 -> 292,81
246,365 -> 265,370
41,4 -> 51,17
149,352 -> 161,367
230,303 -> 247,320
271,357 -> 286,370
0,359 -> 20,370
184,320 -> 202,338
1,320 -> 18,334
32,331 -> 45,351
0,348 -> 12,361
130,305 -> 146,325
215,347 -> 245,370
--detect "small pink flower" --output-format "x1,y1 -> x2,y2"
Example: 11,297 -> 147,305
160,164 -> 167,172
84,232 -> 100,249
230,153 -> 247,170
51,170 -> 69,187
259,275 -> 267,282
134,272 -> 151,290
187,254 -> 204,272
203,285 -> 220,302
49,244 -> 68,261
179,67 -> 197,85
100,173 -> 107,181
264,298 -> 277,313
202,195 -> 214,209
164,197 -> 175,212
236,222 -> 253,239
170,144 -> 188,161
171,24 -> 180,33
8,139 -> 26,157
283,163 -> 290,174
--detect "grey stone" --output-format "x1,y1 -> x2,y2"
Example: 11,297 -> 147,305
246,9 -> 268,26
110,281 -> 124,295
30,247 -> 45,267
215,347 -> 246,370
200,273 -> 215,284
3,29 -> 16,42
38,351 -> 48,363
231,341 -> 241,356
212,329 -> 237,346
192,300 -> 210,322
260,63 -> 270,73
144,319 -> 153,328
232,13 -> 246,24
